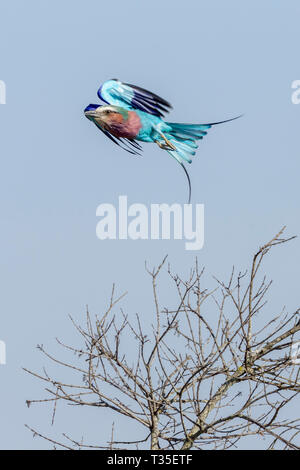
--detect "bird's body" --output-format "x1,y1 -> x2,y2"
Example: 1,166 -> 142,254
87,104 -> 169,142
93,106 -> 143,140
135,110 -> 164,142
84,79 -> 241,202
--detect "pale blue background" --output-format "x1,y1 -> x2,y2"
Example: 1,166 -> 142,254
0,0 -> 299,449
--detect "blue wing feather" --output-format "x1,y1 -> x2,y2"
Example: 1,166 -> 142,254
97,79 -> 172,117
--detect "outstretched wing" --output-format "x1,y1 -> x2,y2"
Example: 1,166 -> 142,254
93,120 -> 143,156
97,79 -> 172,117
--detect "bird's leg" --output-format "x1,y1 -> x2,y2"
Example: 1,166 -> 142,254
155,140 -> 170,150
160,133 -> 177,150
155,131 -> 177,151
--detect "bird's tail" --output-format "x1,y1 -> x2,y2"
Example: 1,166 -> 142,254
162,115 -> 242,203
164,115 -> 242,165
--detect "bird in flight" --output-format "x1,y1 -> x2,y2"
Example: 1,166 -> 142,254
84,79 -> 240,202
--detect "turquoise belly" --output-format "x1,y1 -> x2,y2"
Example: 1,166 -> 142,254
135,111 -> 169,142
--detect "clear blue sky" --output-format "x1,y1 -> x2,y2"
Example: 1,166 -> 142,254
0,0 -> 299,449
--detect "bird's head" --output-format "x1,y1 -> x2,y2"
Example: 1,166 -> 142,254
84,104 -> 127,127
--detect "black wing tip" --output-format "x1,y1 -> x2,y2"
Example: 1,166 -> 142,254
104,79 -> 172,117
95,122 -> 143,156
124,81 -> 172,109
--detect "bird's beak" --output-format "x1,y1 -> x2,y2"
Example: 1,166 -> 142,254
84,110 -> 97,118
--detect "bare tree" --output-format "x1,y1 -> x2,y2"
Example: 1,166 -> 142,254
25,227 -> 300,450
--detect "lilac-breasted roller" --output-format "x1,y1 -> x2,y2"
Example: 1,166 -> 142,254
84,79 -> 241,202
